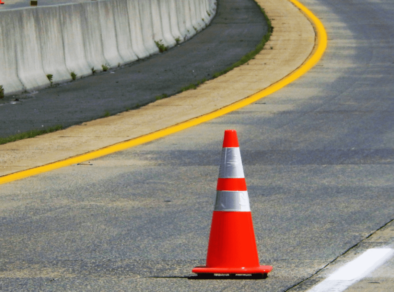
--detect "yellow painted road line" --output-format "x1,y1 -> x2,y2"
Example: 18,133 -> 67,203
0,0 -> 327,186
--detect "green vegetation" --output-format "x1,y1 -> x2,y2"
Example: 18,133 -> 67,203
176,4 -> 272,93
193,26 -> 198,33
155,93 -> 168,100
70,72 -> 77,81
181,83 -> 197,91
104,110 -> 110,117
175,37 -> 181,45
46,74 -> 53,86
91,67 -> 96,75
180,78 -> 207,92
205,6 -> 272,81
155,40 -> 168,53
0,125 -> 63,146
102,65 -> 109,72
0,85 -> 4,99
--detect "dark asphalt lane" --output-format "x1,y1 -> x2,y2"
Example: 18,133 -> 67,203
1,0 -> 394,291
0,0 -> 267,139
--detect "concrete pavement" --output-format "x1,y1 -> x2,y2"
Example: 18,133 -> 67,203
292,221 -> 394,291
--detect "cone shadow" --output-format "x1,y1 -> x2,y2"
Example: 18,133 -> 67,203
149,274 -> 268,280
191,273 -> 268,280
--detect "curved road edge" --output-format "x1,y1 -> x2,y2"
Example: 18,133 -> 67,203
0,0 -> 327,185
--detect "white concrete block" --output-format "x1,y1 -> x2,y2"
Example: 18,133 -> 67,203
168,0 -> 183,44
0,11 -> 24,95
59,3 -> 92,78
127,0 -> 149,59
158,0 -> 176,48
15,9 -> 50,91
139,0 -> 159,55
34,6 -> 70,83
205,0 -> 215,22
190,0 -> 205,32
183,0 -> 195,39
210,0 -> 217,16
174,0 -> 188,41
150,0 -> 166,46
80,2 -> 107,72
98,0 -> 124,68
113,0 -> 138,64
198,0 -> 209,26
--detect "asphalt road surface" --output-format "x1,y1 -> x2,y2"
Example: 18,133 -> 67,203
1,0 -> 394,291
0,0 -> 267,138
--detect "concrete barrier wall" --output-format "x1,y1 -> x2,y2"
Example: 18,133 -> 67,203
80,2 -> 107,72
113,0 -> 138,64
168,0 -> 182,43
191,0 -> 204,32
0,0 -> 217,96
16,9 -> 51,90
159,0 -> 176,48
35,6 -> 70,83
174,0 -> 188,41
127,0 -> 148,59
139,0 -> 159,55
0,11 -> 25,93
60,4 -> 92,78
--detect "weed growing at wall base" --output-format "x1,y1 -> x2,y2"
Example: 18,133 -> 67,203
155,40 -> 168,53
0,85 -> 4,99
70,72 -> 77,81
46,74 -> 53,86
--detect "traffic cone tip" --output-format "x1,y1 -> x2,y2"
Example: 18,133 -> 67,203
222,130 -> 239,148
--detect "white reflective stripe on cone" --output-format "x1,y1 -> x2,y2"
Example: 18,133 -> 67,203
214,191 -> 251,212
219,148 -> 245,178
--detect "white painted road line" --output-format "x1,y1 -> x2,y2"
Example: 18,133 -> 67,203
307,248 -> 394,292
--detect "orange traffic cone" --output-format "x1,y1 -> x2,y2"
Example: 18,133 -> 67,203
193,130 -> 272,276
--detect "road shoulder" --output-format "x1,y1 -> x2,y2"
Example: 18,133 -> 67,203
0,0 -> 316,183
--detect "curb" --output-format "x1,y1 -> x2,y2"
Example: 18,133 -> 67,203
0,0 -> 327,185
